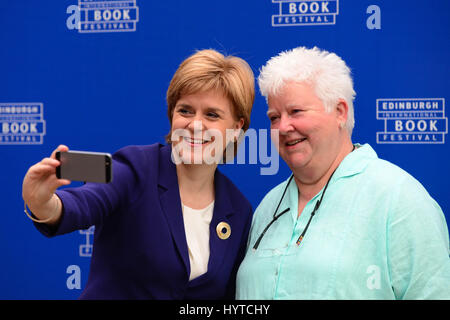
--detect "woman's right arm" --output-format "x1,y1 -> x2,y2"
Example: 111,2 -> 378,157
22,145 -> 72,226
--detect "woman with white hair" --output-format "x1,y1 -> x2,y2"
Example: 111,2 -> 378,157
236,46 -> 450,299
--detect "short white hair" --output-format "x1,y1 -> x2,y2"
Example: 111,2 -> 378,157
258,46 -> 356,135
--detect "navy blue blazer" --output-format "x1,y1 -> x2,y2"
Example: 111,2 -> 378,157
35,143 -> 253,299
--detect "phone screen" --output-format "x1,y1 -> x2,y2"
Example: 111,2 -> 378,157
56,151 -> 112,183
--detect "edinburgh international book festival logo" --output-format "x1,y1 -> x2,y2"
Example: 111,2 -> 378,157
376,98 -> 448,144
271,0 -> 339,27
0,102 -> 46,145
67,0 -> 139,33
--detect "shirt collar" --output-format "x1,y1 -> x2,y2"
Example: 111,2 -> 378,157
281,143 -> 377,221
332,143 -> 378,180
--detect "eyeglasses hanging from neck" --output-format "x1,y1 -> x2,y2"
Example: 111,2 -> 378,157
252,166 -> 339,250
252,175 -> 293,250
252,145 -> 356,250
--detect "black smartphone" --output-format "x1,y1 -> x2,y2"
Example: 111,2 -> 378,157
55,150 -> 112,183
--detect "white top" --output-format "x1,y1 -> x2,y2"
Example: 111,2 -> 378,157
182,201 -> 214,281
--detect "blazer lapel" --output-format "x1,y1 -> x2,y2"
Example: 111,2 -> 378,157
207,170 -> 235,278
157,145 -> 236,283
157,145 -> 190,276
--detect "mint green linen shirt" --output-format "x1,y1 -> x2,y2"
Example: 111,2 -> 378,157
236,144 -> 450,299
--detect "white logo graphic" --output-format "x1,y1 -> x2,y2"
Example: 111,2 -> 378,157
79,226 -> 95,257
376,98 -> 448,144
271,0 -> 339,27
366,5 -> 381,30
66,265 -> 81,290
67,0 -> 139,33
0,102 -> 46,145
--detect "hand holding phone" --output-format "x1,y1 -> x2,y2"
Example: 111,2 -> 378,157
22,145 -> 71,224
56,150 -> 112,183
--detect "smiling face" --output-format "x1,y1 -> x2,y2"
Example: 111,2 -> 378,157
170,89 -> 244,165
267,81 -> 347,178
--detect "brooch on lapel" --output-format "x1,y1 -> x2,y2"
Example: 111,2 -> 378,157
216,222 -> 231,240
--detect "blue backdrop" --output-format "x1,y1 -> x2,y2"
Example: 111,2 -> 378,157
1,0 -> 449,299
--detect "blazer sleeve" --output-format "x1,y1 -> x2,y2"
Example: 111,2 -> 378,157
34,145 -> 151,237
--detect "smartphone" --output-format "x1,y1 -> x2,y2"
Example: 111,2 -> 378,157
55,150 -> 112,183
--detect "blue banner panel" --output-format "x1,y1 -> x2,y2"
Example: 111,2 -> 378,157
1,0 -> 449,299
